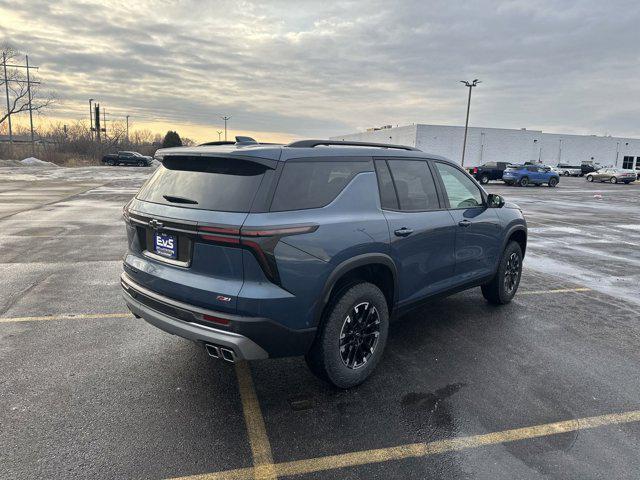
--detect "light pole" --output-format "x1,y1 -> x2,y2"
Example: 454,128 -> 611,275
89,99 -> 94,140
221,115 -> 231,141
126,115 -> 130,143
217,130 -> 223,141
460,79 -> 481,166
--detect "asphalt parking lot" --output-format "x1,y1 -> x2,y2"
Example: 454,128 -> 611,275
1,167 -> 639,479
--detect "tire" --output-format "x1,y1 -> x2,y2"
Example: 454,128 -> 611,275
137,161 -> 145,167
586,175 -> 593,182
548,177 -> 558,187
610,177 -> 617,184
518,176 -> 529,187
480,174 -> 489,185
107,160 -> 115,166
563,171 -> 570,177
481,241 -> 523,305
305,282 -> 389,388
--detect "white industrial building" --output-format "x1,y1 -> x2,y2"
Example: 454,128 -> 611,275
331,124 -> 640,170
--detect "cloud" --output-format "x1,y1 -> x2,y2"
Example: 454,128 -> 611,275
1,0 -> 639,141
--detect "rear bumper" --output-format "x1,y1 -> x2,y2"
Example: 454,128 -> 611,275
121,273 -> 315,359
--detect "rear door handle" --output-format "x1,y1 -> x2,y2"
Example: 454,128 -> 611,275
458,220 -> 472,228
394,227 -> 414,237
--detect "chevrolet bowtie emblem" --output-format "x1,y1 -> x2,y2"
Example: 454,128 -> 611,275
148,219 -> 164,230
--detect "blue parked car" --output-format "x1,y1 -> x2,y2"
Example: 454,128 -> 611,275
502,164 -> 559,187
121,138 -> 527,388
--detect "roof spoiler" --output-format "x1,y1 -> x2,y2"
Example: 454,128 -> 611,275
286,139 -> 421,151
199,136 -> 258,147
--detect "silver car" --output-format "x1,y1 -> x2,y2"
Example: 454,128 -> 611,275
586,168 -> 637,184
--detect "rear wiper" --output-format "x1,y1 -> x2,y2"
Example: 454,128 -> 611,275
163,194 -> 198,205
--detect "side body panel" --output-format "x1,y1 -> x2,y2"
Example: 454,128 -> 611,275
240,169 -> 390,330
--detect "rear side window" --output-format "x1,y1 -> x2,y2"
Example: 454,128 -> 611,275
387,160 -> 439,211
270,160 -> 369,211
136,156 -> 268,212
374,160 -> 398,209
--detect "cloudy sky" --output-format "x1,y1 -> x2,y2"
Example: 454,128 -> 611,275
1,0 -> 639,142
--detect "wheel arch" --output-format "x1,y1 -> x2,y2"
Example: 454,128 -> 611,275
315,253 -> 398,327
504,225 -> 527,258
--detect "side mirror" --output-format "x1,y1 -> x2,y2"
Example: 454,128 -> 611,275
487,193 -> 505,208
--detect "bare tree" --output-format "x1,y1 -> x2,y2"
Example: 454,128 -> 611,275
0,43 -> 54,127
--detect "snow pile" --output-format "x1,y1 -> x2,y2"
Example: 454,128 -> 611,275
20,157 -> 58,167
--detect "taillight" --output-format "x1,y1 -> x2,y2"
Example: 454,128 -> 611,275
196,223 -> 318,284
473,167 -> 478,174
122,203 -> 130,222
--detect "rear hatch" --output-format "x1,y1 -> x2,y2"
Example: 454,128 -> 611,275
123,154 -> 274,314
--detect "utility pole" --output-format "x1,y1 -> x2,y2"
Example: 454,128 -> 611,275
126,115 -> 130,143
459,79 -> 481,166
89,99 -> 94,140
2,52 -> 13,146
95,103 -> 101,142
25,55 -> 35,155
221,115 -> 231,141
217,130 -> 223,141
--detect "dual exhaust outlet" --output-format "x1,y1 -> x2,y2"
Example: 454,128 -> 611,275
205,343 -> 236,363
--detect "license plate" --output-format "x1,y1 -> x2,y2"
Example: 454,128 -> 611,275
154,232 -> 177,259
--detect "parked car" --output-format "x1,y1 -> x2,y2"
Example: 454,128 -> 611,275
586,168 -> 637,184
556,164 -> 582,176
580,163 -> 603,175
468,162 -> 509,184
102,151 -> 153,166
502,165 -> 560,187
121,139 -> 527,388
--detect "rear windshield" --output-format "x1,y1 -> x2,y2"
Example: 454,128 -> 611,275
136,156 -> 268,212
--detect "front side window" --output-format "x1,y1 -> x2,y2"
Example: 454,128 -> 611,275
434,162 -> 484,209
386,160 -> 439,211
270,160 -> 370,211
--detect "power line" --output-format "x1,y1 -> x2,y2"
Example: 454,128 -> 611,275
1,52 -> 40,154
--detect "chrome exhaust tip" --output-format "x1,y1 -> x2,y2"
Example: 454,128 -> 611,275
220,347 -> 236,363
205,344 -> 220,359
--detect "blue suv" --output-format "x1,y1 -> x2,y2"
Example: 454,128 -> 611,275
502,164 -> 559,187
122,139 -> 527,388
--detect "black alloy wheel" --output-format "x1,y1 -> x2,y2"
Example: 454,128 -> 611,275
339,302 -> 381,370
503,251 -> 521,295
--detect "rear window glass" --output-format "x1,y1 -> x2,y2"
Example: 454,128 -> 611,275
387,160 -> 439,211
270,160 -> 370,211
374,160 -> 398,210
136,156 -> 268,212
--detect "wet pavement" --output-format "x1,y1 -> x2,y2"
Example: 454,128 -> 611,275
1,167 -> 639,479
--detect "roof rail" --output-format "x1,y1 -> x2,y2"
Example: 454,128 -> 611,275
286,139 -> 421,151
